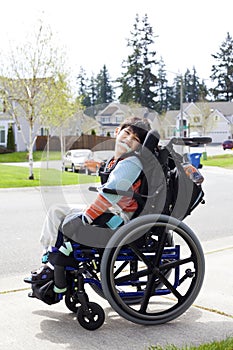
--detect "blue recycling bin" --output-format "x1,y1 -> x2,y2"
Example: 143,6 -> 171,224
190,153 -> 202,169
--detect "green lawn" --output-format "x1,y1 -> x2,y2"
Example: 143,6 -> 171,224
0,164 -> 100,188
148,337 -> 233,349
0,151 -> 61,162
0,151 -> 101,188
0,151 -> 233,188
201,153 -> 233,168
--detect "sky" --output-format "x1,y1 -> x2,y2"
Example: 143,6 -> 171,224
1,0 -> 232,88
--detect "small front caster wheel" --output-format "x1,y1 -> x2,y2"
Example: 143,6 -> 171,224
65,289 -> 80,313
77,302 -> 105,330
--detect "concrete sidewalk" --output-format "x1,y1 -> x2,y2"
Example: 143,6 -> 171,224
1,237 -> 233,350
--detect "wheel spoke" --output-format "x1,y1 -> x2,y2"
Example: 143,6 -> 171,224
160,256 -> 193,271
139,274 -> 156,313
115,267 -> 150,285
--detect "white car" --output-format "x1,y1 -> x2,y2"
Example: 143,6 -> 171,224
63,149 -> 92,172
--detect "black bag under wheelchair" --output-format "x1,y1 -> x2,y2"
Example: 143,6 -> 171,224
26,131 -> 212,330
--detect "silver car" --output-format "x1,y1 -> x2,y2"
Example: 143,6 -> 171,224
63,149 -> 92,172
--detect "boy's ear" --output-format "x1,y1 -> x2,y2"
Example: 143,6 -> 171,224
114,127 -> 120,136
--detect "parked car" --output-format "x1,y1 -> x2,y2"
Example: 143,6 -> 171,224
222,139 -> 233,150
63,149 -> 92,172
84,150 -> 114,175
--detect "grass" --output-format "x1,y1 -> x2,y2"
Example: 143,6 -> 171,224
201,153 -> 233,168
0,164 -> 100,188
0,151 -> 61,162
0,151 -> 101,188
147,337 -> 233,350
0,151 -> 233,188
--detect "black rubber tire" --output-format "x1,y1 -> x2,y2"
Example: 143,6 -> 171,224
100,214 -> 205,326
77,302 -> 105,330
64,288 -> 80,313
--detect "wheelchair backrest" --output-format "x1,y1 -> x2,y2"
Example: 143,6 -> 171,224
135,130 -> 206,220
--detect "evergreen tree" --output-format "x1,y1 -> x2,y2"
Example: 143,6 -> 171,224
7,124 -> 15,151
77,66 -> 91,108
155,58 -> 168,113
210,32 -> 233,101
198,79 -> 209,101
87,75 -> 97,117
118,14 -> 143,103
139,14 -> 157,109
118,13 -> 158,109
184,68 -> 193,102
95,65 -> 114,104
166,75 -> 183,110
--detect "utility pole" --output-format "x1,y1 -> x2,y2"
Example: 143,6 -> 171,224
180,75 -> 184,137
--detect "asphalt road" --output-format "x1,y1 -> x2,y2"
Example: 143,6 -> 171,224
1,164 -> 233,280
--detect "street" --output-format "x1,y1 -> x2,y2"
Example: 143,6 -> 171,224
1,165 -> 232,282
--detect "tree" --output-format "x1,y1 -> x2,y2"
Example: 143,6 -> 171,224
139,14 -> 158,109
7,124 -> 15,151
166,75 -> 183,111
77,66 -> 91,109
95,65 -> 114,105
40,73 -> 81,161
118,13 -> 158,108
183,67 -> 208,102
155,57 -> 168,113
0,21 -> 70,179
210,32 -> 233,101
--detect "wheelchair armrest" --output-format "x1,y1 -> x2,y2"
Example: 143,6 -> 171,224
88,186 -> 98,192
169,136 -> 212,146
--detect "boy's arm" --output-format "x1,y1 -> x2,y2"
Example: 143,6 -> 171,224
85,156 -> 142,221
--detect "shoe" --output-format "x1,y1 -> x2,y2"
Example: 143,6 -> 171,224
24,265 -> 54,284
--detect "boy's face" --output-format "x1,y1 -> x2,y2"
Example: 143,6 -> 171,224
114,127 -> 141,157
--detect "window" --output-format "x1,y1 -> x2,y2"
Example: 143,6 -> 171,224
0,126 -> 5,144
40,127 -> 49,136
116,115 -> 123,123
101,117 -> 110,124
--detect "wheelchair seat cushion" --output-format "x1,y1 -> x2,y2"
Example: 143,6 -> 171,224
62,213 -> 114,249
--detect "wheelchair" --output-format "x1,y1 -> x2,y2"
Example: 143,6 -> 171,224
26,132 -> 212,331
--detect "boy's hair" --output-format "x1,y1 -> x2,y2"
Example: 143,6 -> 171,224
119,117 -> 151,144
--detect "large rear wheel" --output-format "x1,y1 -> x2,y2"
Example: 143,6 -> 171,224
100,214 -> 205,325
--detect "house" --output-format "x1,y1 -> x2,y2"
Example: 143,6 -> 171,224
95,102 -> 160,136
175,102 -> 233,142
160,110 -> 179,139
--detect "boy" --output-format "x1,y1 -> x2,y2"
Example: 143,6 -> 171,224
25,116 -> 151,285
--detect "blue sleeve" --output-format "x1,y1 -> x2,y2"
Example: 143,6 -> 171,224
99,156 -> 142,205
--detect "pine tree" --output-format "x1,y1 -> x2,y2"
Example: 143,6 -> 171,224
95,65 -> 114,105
166,75 -> 183,111
118,14 -> 143,103
156,58 -> 168,113
77,66 -> 91,108
118,14 -> 158,109
210,32 -> 233,101
7,124 -> 15,151
139,14 -> 157,109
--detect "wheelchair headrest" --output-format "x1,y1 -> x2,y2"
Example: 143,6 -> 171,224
141,129 -> 160,155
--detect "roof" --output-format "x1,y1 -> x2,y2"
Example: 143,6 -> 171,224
183,101 -> 233,116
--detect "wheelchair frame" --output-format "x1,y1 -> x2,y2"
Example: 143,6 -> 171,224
27,135 -> 211,330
